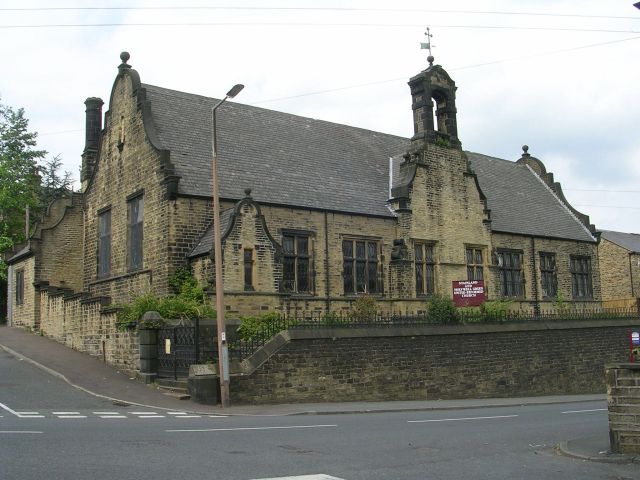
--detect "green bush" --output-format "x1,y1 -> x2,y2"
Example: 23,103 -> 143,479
115,271 -> 214,331
237,312 -> 282,341
480,299 -> 511,320
426,294 -> 458,324
352,295 -> 377,322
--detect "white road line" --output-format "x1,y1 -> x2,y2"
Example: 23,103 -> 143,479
0,403 -> 46,418
167,412 -> 187,415
252,475 -> 345,480
130,411 -> 157,415
0,431 -> 43,434
53,412 -> 80,415
166,424 -> 337,433
408,414 -> 519,423
99,415 -> 127,419
138,415 -> 166,419
561,408 -> 607,414
57,415 -> 87,419
93,412 -> 121,415
208,415 -> 228,418
175,415 -> 201,418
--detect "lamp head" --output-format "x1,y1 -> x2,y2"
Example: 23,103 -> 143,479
226,84 -> 244,99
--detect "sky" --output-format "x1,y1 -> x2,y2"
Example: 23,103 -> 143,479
1,1 -> 639,233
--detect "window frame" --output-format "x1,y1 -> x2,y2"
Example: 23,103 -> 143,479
570,255 -> 593,299
97,208 -> 111,279
126,194 -> 144,272
415,242 -> 436,296
539,252 -> 557,299
498,249 -> 524,298
243,248 -> 255,291
466,247 -> 484,281
15,269 -> 24,306
282,233 -> 312,294
342,238 -> 380,295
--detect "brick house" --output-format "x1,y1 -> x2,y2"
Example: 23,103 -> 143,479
598,230 -> 640,307
7,51 -> 603,331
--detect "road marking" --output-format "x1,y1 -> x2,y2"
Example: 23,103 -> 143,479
174,415 -> 201,418
53,412 -> 80,415
561,408 -> 607,414
130,411 -> 158,415
138,415 -> 166,419
166,424 -> 338,433
251,475 -> 345,480
57,415 -> 87,419
99,415 -> 127,419
167,412 -> 187,415
0,403 -> 45,418
208,415 -> 228,418
408,414 -> 519,423
0,431 -> 43,434
93,412 -> 121,415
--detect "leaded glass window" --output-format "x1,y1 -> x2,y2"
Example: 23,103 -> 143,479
127,195 -> 143,272
570,255 -> 593,299
282,234 -> 311,293
415,243 -> 435,295
466,247 -> 484,281
539,252 -> 557,298
343,239 -> 379,294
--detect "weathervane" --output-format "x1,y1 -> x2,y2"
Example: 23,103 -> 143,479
421,27 -> 435,66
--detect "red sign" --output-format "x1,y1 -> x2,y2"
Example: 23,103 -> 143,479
452,280 -> 486,307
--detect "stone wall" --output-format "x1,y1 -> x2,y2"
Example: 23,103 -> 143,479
10,256 -> 37,329
230,319 -> 637,405
37,288 -> 138,373
598,238 -> 639,301
606,363 -> 640,454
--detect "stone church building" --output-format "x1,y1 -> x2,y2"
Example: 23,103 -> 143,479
7,52 -> 602,330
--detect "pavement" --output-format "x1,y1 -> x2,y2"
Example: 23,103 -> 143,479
1,324 -> 638,464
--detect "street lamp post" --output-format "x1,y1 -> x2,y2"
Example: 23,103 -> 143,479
211,83 -> 244,408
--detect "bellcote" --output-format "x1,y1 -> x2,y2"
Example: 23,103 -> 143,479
408,59 -> 461,149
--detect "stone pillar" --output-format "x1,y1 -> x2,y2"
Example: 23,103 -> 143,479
605,363 -> 640,454
80,97 -> 104,191
138,328 -> 158,384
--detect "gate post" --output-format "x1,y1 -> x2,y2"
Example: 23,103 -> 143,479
138,328 -> 158,384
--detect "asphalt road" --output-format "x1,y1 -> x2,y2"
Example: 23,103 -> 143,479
1,349 -> 638,480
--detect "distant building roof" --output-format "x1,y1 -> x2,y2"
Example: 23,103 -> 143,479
600,230 -> 640,253
141,84 -> 596,244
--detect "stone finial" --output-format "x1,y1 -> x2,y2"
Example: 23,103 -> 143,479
522,145 -> 530,156
427,55 -> 434,67
244,188 -> 252,197
119,51 -> 131,71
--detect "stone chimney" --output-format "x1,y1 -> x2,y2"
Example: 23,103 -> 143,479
80,97 -> 104,191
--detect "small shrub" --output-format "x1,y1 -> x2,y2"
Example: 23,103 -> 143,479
480,299 -> 511,321
320,311 -> 343,327
426,294 -> 458,324
552,293 -> 571,315
237,312 -> 282,341
352,295 -> 377,323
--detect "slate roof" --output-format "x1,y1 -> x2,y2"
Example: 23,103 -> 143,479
144,84 -> 408,218
189,208 -> 235,258
600,230 -> 640,252
141,83 -> 596,246
466,152 -> 596,242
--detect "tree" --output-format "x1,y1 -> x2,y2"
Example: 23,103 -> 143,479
0,99 -> 72,280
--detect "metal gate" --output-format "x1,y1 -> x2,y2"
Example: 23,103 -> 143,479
156,320 -> 218,379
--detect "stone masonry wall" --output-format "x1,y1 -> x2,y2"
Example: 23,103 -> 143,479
598,238 -> 637,301
606,363 -> 640,454
38,289 -> 138,373
10,256 -> 37,329
491,232 -> 601,310
83,72 -> 171,303
231,320 -> 637,405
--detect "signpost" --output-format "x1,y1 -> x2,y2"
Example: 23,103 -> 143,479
452,280 -> 486,307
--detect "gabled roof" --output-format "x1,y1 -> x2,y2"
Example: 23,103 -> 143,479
466,152 -> 596,243
144,84 -> 408,218
600,230 -> 640,253
189,208 -> 234,258
139,83 -> 595,243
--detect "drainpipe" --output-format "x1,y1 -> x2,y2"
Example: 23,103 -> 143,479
324,211 -> 331,313
630,252 -> 636,298
530,237 -> 540,316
